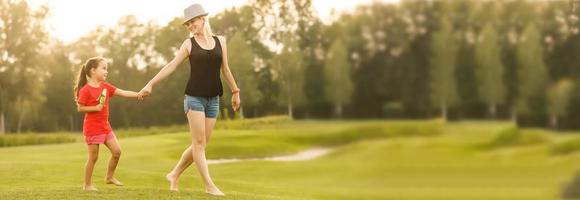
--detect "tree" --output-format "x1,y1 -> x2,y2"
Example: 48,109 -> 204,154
546,79 -> 574,129
272,38 -> 306,118
514,22 -> 548,120
323,39 -> 353,118
0,0 -> 49,133
39,42 -> 76,131
251,0 -> 311,118
429,16 -> 459,120
226,32 -> 261,118
474,23 -> 506,118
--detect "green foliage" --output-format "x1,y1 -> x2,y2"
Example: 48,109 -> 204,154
429,16 -> 459,114
515,22 -> 548,115
0,133 -> 80,147
547,79 -> 575,117
487,125 -> 547,148
323,38 -> 353,117
474,23 -> 506,110
551,137 -> 580,155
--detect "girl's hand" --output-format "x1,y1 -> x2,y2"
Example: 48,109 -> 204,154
96,104 -> 104,112
138,84 -> 152,100
232,93 -> 241,112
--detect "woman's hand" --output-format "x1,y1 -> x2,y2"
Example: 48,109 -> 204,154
232,93 -> 241,112
138,84 -> 153,100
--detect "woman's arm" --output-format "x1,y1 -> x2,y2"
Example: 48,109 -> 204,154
139,39 -> 191,98
114,88 -> 140,98
217,36 -> 241,111
77,103 -> 103,112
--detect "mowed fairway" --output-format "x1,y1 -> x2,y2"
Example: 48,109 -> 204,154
0,120 -> 579,199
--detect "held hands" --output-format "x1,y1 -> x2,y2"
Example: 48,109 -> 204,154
137,84 -> 152,100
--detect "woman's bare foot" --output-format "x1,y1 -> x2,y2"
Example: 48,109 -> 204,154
105,177 -> 124,186
166,173 -> 179,191
206,187 -> 225,196
83,185 -> 98,191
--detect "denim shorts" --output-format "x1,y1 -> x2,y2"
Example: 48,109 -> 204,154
184,95 -> 220,118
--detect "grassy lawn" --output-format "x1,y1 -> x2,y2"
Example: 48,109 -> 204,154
0,119 -> 578,199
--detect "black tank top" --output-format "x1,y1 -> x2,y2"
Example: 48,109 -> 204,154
185,36 -> 223,97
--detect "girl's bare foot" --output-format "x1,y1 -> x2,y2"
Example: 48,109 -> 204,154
166,173 -> 179,191
83,185 -> 98,191
105,177 -> 124,186
206,187 -> 225,196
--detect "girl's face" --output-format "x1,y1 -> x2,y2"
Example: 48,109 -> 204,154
184,16 -> 204,35
90,61 -> 108,81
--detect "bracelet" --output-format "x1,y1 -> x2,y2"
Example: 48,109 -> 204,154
232,88 -> 240,94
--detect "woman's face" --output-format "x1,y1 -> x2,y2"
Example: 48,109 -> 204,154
184,16 -> 204,34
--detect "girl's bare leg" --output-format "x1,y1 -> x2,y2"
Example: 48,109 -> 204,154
104,137 -> 123,186
84,144 -> 99,191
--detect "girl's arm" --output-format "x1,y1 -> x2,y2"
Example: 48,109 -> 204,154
217,36 -> 241,111
114,88 -> 140,98
139,39 -> 191,97
77,103 -> 103,113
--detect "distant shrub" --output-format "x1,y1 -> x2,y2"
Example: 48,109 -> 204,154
487,125 -> 547,148
0,133 -> 80,147
214,115 -> 292,129
298,119 -> 444,146
551,137 -> 580,155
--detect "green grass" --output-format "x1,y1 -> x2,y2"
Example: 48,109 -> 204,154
0,115 -> 292,147
0,119 -> 578,199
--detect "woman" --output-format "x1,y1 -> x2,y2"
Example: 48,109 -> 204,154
138,3 -> 240,196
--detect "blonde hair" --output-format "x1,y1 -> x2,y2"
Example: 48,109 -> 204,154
191,16 -> 214,40
202,16 -> 214,36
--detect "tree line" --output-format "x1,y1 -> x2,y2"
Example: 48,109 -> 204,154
2,0 -> 580,133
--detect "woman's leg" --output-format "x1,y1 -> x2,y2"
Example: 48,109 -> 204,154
204,118 -> 217,143
104,136 -> 123,186
166,145 -> 192,191
166,117 -> 217,191
84,144 -> 99,191
187,110 -> 223,195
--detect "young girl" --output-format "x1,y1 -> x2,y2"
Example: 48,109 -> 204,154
74,57 -> 140,191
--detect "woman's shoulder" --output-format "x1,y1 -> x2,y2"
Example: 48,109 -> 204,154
181,38 -> 193,50
215,35 -> 226,41
214,35 -> 226,46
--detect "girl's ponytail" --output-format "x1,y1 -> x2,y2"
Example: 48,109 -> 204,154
73,65 -> 88,101
73,57 -> 105,101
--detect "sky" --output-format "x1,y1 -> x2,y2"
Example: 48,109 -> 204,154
26,0 -> 399,44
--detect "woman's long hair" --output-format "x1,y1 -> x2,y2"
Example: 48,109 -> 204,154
202,16 -> 214,37
73,57 -> 105,101
191,16 -> 215,40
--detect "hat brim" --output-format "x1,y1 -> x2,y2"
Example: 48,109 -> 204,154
183,13 -> 209,25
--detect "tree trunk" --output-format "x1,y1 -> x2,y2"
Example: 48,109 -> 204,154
288,103 -> 293,119
334,103 -> 343,118
122,108 -> 130,128
0,111 -> 5,134
239,106 -> 245,119
550,114 -> 558,130
16,97 -> 24,133
510,108 -> 518,122
69,114 -> 74,132
441,103 -> 447,120
488,103 -> 497,119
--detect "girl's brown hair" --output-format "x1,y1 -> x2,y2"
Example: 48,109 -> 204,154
73,57 -> 105,101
